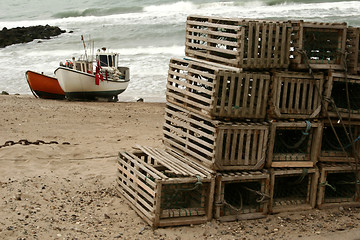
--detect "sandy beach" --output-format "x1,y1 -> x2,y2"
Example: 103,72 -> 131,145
0,94 -> 359,240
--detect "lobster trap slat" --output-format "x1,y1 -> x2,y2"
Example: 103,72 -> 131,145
290,21 -> 347,70
116,146 -> 215,228
346,27 -> 360,74
163,102 -> 269,171
323,71 -> 360,120
167,58 -> 270,120
319,120 -> 360,163
269,168 -> 319,213
267,121 -> 323,168
185,15 -> 291,70
317,163 -> 360,209
214,170 -> 270,221
269,71 -> 324,119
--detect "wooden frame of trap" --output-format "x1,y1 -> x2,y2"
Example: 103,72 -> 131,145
319,120 -> 360,163
347,26 -> 360,74
267,120 -> 323,168
214,170 -> 270,221
163,102 -> 269,171
167,58 -> 270,121
268,71 -> 324,120
185,15 -> 291,70
317,163 -> 360,209
290,20 -> 347,71
322,71 -> 360,121
269,167 -> 319,213
116,146 -> 215,228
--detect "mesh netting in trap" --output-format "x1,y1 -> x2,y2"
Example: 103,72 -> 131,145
329,81 -> 360,113
273,172 -> 311,205
222,181 -> 265,214
273,127 -> 311,161
160,180 -> 207,217
303,28 -> 343,64
321,125 -> 357,156
323,171 -> 358,203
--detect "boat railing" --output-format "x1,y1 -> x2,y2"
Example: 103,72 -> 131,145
117,67 -> 130,81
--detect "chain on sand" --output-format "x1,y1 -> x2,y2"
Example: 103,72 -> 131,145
0,139 -> 70,149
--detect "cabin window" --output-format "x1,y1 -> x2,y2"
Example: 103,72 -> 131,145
99,55 -> 108,67
99,55 -> 116,67
108,55 -> 113,67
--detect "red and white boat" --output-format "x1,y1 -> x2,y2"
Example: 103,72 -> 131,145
54,49 -> 130,101
25,70 -> 65,99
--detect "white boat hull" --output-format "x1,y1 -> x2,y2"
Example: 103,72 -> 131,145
54,66 -> 129,100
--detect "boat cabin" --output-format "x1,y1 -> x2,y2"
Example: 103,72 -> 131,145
73,60 -> 93,74
97,53 -> 119,69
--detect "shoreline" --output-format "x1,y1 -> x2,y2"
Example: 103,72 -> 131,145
1,93 -> 167,103
0,94 -> 359,240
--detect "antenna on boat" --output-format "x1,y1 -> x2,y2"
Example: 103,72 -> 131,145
81,35 -> 88,61
90,39 -> 94,62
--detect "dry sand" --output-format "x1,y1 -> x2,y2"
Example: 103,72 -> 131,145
0,94 -> 359,240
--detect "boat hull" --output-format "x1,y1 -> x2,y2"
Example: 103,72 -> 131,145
54,67 -> 129,101
26,70 -> 65,99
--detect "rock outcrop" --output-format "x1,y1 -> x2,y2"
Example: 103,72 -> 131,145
0,25 -> 66,48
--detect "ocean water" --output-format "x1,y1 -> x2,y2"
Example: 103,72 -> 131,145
0,0 -> 359,101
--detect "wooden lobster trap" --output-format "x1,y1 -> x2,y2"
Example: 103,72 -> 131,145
268,71 -> 324,119
267,120 -> 323,168
290,20 -> 347,70
185,15 -> 291,70
317,163 -> 360,209
269,167 -> 319,213
346,27 -> 360,74
322,71 -> 360,120
214,170 -> 270,221
116,146 -> 215,228
319,120 -> 360,163
167,58 -> 270,121
163,102 -> 269,171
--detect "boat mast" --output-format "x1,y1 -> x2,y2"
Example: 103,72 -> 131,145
81,35 -> 88,61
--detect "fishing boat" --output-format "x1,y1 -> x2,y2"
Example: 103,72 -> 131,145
25,70 -> 65,99
54,46 -> 130,101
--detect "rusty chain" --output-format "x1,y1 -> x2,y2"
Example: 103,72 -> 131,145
0,139 -> 70,149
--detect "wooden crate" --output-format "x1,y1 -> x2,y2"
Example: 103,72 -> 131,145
347,27 -> 360,74
323,71 -> 360,120
290,20 -> 347,70
163,102 -> 269,171
116,146 -> 215,228
268,71 -> 324,119
167,58 -> 270,120
269,167 -> 319,213
267,120 -> 323,168
185,15 -> 291,70
319,120 -> 360,163
317,163 -> 360,209
214,170 -> 270,221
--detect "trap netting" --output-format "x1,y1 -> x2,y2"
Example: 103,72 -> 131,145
322,171 -> 359,203
273,127 -> 312,161
222,181 -> 266,215
273,171 -> 311,205
303,28 -> 344,64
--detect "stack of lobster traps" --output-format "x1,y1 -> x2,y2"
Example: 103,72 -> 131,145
116,15 -> 360,228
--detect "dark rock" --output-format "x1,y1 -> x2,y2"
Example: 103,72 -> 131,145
1,91 -> 9,95
0,25 -> 66,48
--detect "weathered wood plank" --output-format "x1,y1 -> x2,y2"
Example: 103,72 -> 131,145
163,103 -> 269,171
116,148 -> 214,228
